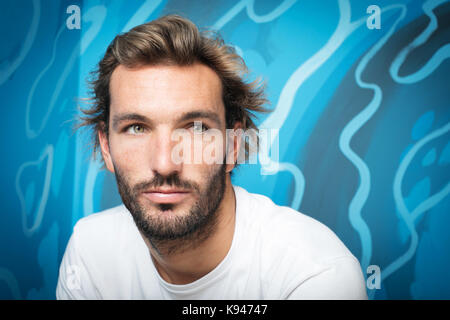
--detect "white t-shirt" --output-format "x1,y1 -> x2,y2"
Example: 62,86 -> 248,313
56,186 -> 368,299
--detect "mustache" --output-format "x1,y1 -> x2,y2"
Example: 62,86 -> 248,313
133,172 -> 200,194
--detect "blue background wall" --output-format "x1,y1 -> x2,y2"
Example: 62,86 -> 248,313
1,0 -> 449,299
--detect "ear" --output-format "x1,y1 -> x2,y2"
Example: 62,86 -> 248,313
98,126 -> 115,173
225,122 -> 243,173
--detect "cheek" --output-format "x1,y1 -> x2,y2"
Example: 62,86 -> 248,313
182,162 -> 222,188
186,135 -> 225,176
109,136 -> 149,173
202,133 -> 226,164
174,132 -> 226,165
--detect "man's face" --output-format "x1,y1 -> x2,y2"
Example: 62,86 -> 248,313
99,63 -> 234,243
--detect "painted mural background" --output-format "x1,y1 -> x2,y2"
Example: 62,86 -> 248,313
1,0 -> 449,299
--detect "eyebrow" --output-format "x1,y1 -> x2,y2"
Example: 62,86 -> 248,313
178,111 -> 222,127
111,110 -> 222,131
112,113 -> 153,131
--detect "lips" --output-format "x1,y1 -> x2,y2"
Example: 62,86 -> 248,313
141,189 -> 190,204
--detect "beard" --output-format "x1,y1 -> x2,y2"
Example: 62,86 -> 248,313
114,163 -> 227,255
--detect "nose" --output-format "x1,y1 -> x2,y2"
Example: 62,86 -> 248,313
150,128 -> 182,177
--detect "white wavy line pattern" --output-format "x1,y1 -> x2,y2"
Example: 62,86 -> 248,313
382,0 -> 450,282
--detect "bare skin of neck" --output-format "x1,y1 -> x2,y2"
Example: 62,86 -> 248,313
141,175 -> 236,285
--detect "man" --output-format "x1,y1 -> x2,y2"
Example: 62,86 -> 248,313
57,15 -> 367,299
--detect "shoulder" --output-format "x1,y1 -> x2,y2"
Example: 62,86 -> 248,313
70,204 -> 136,257
236,186 -> 353,261
234,186 -> 366,298
57,205 -> 133,299
74,205 -> 130,236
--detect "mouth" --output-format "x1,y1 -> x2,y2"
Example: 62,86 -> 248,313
141,188 -> 191,204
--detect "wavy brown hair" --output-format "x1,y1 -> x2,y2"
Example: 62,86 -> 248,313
78,14 -> 269,166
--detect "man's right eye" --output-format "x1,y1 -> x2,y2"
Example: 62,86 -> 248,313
125,124 -> 145,135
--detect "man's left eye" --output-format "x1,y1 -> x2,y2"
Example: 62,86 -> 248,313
192,122 -> 209,133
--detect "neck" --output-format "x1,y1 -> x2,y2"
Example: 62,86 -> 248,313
142,175 -> 236,285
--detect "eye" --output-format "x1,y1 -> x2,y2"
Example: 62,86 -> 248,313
125,124 -> 145,135
192,121 -> 210,133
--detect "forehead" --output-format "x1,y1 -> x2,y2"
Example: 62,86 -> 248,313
109,63 -> 224,123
